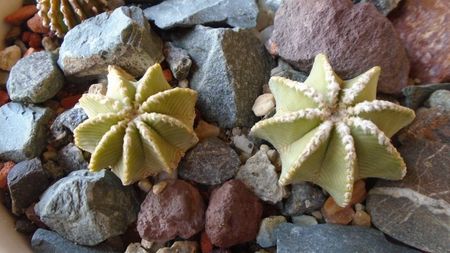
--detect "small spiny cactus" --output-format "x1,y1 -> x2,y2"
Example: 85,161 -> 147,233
37,0 -> 124,38
250,54 -> 415,207
74,64 -> 198,185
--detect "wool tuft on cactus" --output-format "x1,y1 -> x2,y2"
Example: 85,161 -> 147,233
74,64 -> 198,185
250,54 -> 415,207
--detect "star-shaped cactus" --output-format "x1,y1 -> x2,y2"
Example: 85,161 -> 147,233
74,64 -> 198,185
250,54 -> 415,207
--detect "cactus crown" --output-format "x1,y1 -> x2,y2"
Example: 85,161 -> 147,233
250,54 -> 415,207
74,64 -> 198,185
37,0 -> 123,38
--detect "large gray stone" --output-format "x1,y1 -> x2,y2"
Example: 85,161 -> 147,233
367,108 -> 450,253
172,25 -> 272,128
31,229 -> 120,253
6,51 -> 64,103
256,215 -> 286,248
402,83 -> 450,109
144,0 -> 259,29
267,0 -> 409,94
0,102 -> 52,162
35,170 -> 139,246
58,6 -> 163,82
425,89 -> 450,110
236,150 -> 286,203
276,223 -> 420,253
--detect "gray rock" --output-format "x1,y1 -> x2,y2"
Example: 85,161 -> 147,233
172,25 -> 273,128
283,182 -> 326,216
271,58 -> 308,82
0,102 -> 53,162
50,106 -> 88,147
43,160 -> 65,180
402,83 -> 450,109
367,108 -> 450,253
353,0 -> 402,15
276,223 -> 419,253
291,215 -> 318,226
6,51 -> 64,103
256,216 -> 286,248
231,135 -> 254,155
179,137 -> 240,185
35,170 -> 139,246
425,89 -> 450,110
7,158 -> 51,215
236,150 -> 286,203
58,6 -> 163,82
163,42 -> 192,80
262,0 -> 283,13
57,143 -> 88,173
31,229 -> 120,253
144,0 -> 259,29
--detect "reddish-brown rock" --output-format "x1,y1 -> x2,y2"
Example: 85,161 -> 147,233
4,5 -> 37,25
205,180 -> 262,248
390,0 -> 450,84
137,180 -> 205,242
267,0 -> 409,94
27,13 -> 50,34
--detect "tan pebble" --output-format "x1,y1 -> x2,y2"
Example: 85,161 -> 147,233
231,127 -> 241,136
311,210 -> 323,220
88,82 -> 107,95
194,120 -> 220,140
156,241 -> 198,253
140,239 -> 153,250
252,93 -> 275,117
239,152 -> 251,163
355,203 -> 365,211
138,179 -> 153,193
23,47 -> 38,57
125,243 -> 147,253
350,180 -> 367,205
352,210 -> 371,227
322,196 -> 355,225
178,79 -> 189,88
259,144 -> 270,152
266,149 -> 278,163
0,45 -> 21,71
0,71 -> 9,86
152,181 -> 168,194
41,36 -> 59,52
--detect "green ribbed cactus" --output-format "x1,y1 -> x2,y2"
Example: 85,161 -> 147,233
74,64 -> 198,185
37,0 -> 123,38
250,54 -> 415,207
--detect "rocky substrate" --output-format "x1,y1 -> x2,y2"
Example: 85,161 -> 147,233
0,0 -> 449,253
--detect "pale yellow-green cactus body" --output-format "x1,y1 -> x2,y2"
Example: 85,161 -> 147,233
74,64 -> 198,185
250,54 -> 415,207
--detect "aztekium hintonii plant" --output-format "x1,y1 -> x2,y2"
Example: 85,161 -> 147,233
250,54 -> 415,207
37,0 -> 124,38
73,64 -> 198,185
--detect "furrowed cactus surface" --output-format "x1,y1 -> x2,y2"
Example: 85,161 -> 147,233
250,54 -> 415,207
37,0 -> 124,38
74,64 -> 198,185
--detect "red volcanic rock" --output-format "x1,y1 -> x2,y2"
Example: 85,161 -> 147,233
137,180 -> 205,242
267,0 -> 409,94
205,180 -> 262,248
390,0 -> 450,84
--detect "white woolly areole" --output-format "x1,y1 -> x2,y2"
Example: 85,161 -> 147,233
336,122 -> 356,204
347,100 -> 413,116
323,61 -> 341,107
251,108 -> 325,133
274,77 -> 326,107
279,121 -> 334,185
341,67 -> 377,105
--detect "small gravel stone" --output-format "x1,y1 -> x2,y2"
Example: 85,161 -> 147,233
137,180 -> 205,242
291,215 -> 318,226
252,93 -> 275,117
321,196 -> 355,225
179,137 -> 240,185
283,182 -> 326,216
0,102 -> 52,162
50,106 -> 88,147
236,150 -> 286,203
256,216 -> 287,248
35,170 -> 139,246
88,83 -> 107,95
163,42 -> 192,80
355,203 -> 365,211
43,160 -> 64,180
232,135 -> 254,155
425,89 -> 450,110
7,51 -> 64,103
7,158 -> 50,215
57,143 -> 88,173
0,45 -> 21,71
125,243 -> 147,253
206,179 -> 263,248
137,179 -> 152,193
152,181 -> 168,195
41,36 -> 59,51
402,83 -> 450,109
156,241 -> 198,253
194,120 -> 220,141
15,218 -> 37,234
353,0 -> 402,15
352,210 -> 372,227
270,59 -> 308,82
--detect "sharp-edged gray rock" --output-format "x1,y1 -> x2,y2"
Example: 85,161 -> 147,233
282,182 -> 326,216
425,89 -> 450,110
35,170 -> 139,246
172,25 -> 273,128
58,6 -> 163,82
6,51 -> 64,103
144,0 -> 259,29
0,102 -> 52,162
57,143 -> 89,173
50,106 -> 88,147
163,42 -> 192,80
